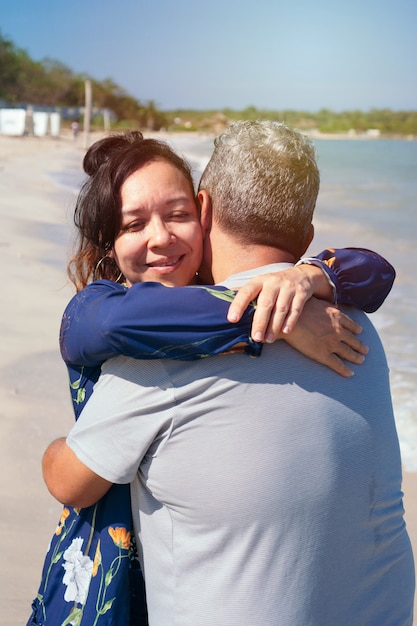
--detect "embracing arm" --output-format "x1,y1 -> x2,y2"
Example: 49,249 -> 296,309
60,248 -> 394,380
60,248 -> 394,367
300,247 -> 395,313
42,437 -> 112,508
283,297 -> 368,377
228,247 -> 395,341
60,281 -> 260,366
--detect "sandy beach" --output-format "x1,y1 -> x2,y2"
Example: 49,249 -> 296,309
0,131 -> 415,624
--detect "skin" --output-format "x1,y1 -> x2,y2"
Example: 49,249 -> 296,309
43,439 -> 112,508
230,264 -> 338,339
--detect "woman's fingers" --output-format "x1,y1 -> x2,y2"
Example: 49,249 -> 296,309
283,299 -> 368,377
227,270 -> 315,341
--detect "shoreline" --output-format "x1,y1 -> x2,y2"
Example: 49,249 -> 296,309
3,125 -> 415,143
1,133 -> 415,623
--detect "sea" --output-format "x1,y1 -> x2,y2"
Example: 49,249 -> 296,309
52,133 -> 417,471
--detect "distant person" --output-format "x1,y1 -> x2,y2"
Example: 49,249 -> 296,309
42,122 -> 414,625
71,120 -> 79,139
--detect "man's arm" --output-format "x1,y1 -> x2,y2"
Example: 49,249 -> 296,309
44,359 -> 169,508
42,437 -> 112,508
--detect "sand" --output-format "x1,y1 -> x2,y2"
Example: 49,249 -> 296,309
0,131 -> 415,624
0,132 -> 81,624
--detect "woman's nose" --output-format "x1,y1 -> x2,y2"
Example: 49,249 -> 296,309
147,218 -> 174,247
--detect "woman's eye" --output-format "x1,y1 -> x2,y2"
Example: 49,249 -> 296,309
123,221 -> 145,232
170,211 -> 191,221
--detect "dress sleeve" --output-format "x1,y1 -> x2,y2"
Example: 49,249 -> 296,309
60,280 -> 260,366
297,247 -> 395,313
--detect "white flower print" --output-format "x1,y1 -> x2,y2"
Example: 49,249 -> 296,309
62,537 -> 94,604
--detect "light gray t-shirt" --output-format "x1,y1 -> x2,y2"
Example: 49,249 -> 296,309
68,265 -> 415,626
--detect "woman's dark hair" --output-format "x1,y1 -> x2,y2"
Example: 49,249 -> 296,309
67,130 -> 195,291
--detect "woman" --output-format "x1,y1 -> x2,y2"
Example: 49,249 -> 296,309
27,131 -> 395,626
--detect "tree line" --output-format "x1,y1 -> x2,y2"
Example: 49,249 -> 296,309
0,31 -> 166,130
1,31 -> 416,136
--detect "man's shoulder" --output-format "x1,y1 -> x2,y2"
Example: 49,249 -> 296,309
222,263 -> 294,289
339,306 -> 384,343
342,306 -> 389,365
101,355 -> 192,395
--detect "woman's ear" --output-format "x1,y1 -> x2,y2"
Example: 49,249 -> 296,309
197,190 -> 212,236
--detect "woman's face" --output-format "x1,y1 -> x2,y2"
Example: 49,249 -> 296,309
111,160 -> 203,287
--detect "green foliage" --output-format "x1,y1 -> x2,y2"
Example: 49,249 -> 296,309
165,106 -> 417,136
1,31 -> 416,135
0,30 -> 167,129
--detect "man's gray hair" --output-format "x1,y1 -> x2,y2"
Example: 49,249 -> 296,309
199,120 -> 320,258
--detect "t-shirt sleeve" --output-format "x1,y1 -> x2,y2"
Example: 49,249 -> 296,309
66,357 -> 174,483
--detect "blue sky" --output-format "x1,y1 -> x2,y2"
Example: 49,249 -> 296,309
1,0 -> 416,112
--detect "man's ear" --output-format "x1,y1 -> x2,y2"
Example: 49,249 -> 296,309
300,223 -> 314,256
197,190 -> 212,236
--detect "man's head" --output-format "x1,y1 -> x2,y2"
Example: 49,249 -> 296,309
198,121 -> 320,276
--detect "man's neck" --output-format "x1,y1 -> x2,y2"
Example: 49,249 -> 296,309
210,233 -> 296,284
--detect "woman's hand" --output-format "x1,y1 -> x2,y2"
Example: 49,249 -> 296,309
228,264 -> 333,342
284,298 -> 368,377
227,266 -> 368,376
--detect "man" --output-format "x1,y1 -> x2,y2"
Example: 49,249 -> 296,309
43,121 -> 415,625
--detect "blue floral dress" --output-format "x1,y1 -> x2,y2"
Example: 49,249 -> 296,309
26,248 -> 395,626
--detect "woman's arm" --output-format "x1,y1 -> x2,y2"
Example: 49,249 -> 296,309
60,281 -> 260,366
304,247 -> 395,313
60,248 -> 394,368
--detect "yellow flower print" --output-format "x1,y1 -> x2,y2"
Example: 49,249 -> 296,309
61,508 -> 70,522
92,540 -> 101,577
108,527 -> 131,550
55,507 -> 70,535
322,249 -> 336,268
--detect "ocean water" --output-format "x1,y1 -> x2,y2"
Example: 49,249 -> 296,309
52,134 -> 417,471
311,139 -> 417,472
